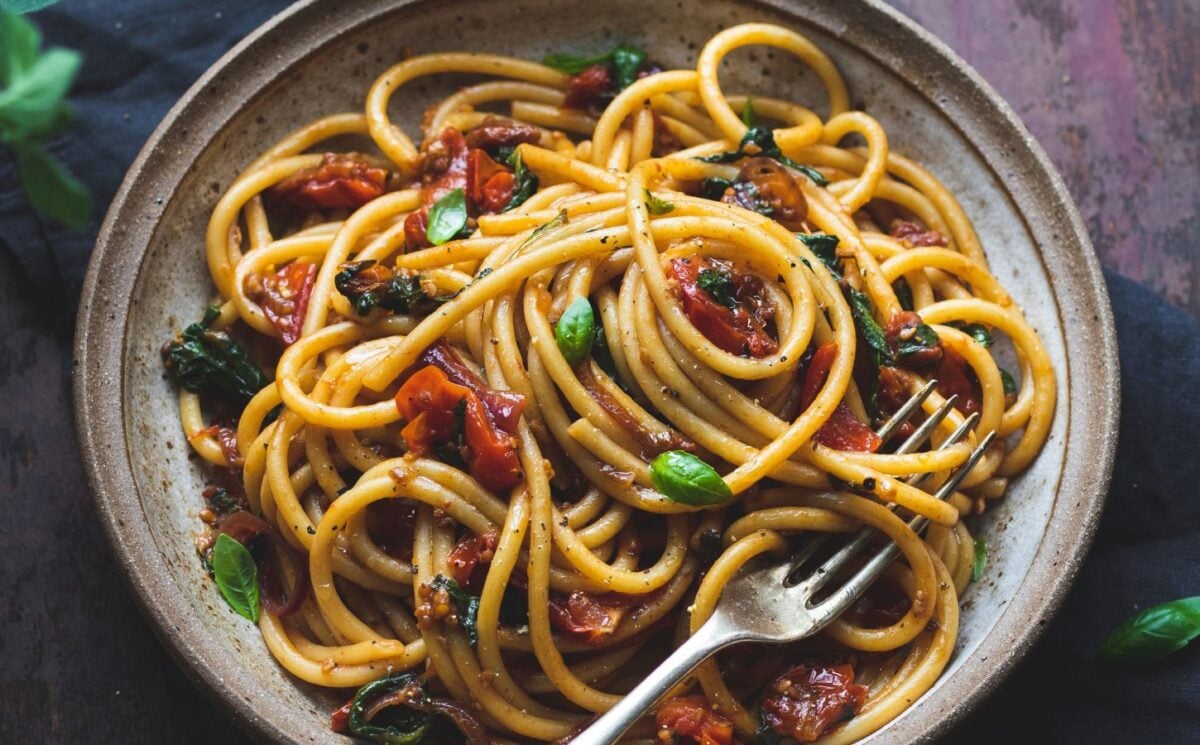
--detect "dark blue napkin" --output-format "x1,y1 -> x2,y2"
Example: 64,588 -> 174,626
2,1 -> 1196,741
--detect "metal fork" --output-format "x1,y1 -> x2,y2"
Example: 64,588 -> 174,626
571,381 -> 995,745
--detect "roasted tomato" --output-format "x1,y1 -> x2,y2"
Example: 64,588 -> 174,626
196,423 -> 243,467
932,346 -> 982,416
395,341 -> 527,492
800,342 -> 882,453
889,218 -> 947,247
548,591 -> 629,646
761,664 -> 868,742
329,701 -> 352,733
655,695 -> 734,745
668,255 -> 778,358
733,156 -> 807,229
248,261 -> 317,345
404,128 -> 471,249
464,115 -> 541,151
563,63 -> 613,109
447,530 -> 499,588
466,148 -> 515,214
876,365 -> 919,439
273,152 -> 388,210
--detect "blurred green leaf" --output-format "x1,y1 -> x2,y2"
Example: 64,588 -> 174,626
15,141 -> 91,228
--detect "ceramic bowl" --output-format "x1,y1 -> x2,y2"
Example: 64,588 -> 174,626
74,1 -> 1119,742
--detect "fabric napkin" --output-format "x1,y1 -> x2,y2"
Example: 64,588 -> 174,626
1,0 -> 1195,741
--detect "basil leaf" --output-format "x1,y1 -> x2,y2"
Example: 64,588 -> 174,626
1102,597 -> 1200,662
425,188 -> 468,245
894,278 -> 914,311
0,1 -> 61,15
650,450 -> 732,506
896,323 -> 940,362
13,140 -> 89,227
797,232 -> 841,278
643,187 -> 675,215
786,162 -> 829,187
948,321 -> 993,348
697,267 -> 737,310
0,10 -> 41,87
971,538 -> 987,583
847,288 -> 893,368
697,125 -> 829,185
163,316 -> 267,405
542,51 -> 611,75
212,534 -> 260,623
504,149 -> 538,211
741,96 -> 757,127
555,296 -> 596,366
699,177 -> 732,201
347,671 -> 433,744
520,207 -> 568,250
430,574 -> 481,646
590,305 -> 620,381
609,43 -> 647,90
1000,367 -> 1018,396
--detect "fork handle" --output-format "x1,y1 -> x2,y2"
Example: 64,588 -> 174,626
569,618 -> 737,745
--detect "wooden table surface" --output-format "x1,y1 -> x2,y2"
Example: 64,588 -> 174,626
0,1 -> 1195,743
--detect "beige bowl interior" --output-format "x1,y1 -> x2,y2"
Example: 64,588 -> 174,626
76,1 -> 1117,743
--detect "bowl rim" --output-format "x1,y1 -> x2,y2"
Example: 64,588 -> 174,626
73,1 -> 1119,742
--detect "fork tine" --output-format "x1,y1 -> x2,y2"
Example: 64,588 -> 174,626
892,394 -> 958,455
809,429 -> 998,624
874,379 -> 937,442
905,411 -> 980,490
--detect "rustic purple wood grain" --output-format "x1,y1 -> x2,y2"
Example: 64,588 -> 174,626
891,0 -> 1200,315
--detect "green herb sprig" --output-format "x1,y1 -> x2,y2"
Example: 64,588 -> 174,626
650,450 -> 732,506
211,533 -> 260,623
0,9 -> 90,228
1102,596 -> 1200,662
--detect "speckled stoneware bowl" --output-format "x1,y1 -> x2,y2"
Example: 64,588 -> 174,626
74,1 -> 1119,742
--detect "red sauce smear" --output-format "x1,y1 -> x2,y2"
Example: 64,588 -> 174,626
273,152 -> 388,210
799,342 -> 882,452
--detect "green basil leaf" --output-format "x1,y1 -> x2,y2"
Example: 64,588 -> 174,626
0,1 -> 62,15
797,232 -> 841,278
650,450 -> 732,506
894,278 -> 914,311
949,322 -> 993,348
785,161 -> 829,187
1000,367 -> 1018,396
14,140 -> 89,228
554,296 -> 596,366
847,288 -> 893,368
741,96 -> 757,127
347,671 -> 433,744
0,10 -> 41,87
0,46 -> 80,141
520,207 -> 568,250
1102,596 -> 1200,662
643,187 -> 675,215
425,188 -> 468,245
609,43 -> 647,90
696,267 -> 737,310
163,315 -> 267,405
504,149 -> 538,211
541,51 -> 611,75
430,574 -> 481,646
695,123 -> 829,185
212,533 -> 260,623
971,538 -> 987,583
896,323 -> 941,361
699,177 -> 732,201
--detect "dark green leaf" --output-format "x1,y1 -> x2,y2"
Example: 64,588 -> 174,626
699,177 -> 732,201
1000,367 -> 1018,396
590,306 -> 620,380
643,187 -> 675,215
741,96 -> 757,127
696,268 -> 737,311
752,710 -> 785,745
520,208 -> 568,249
431,574 -> 481,646
797,232 -> 841,278
163,316 -> 267,405
425,188 -> 468,245
609,43 -> 647,90
895,323 -> 940,362
971,538 -> 987,583
504,149 -> 538,211
335,260 -> 441,317
541,51 -> 612,75
0,1 -> 62,14
347,671 -> 433,744
847,288 -> 893,368
650,450 -> 732,506
894,278 -> 914,311
212,534 -> 260,623
786,162 -> 829,187
554,296 -> 596,366
960,323 -> 994,348
13,140 -> 89,227
696,124 -> 829,185
0,10 -> 41,86
1102,597 -> 1200,662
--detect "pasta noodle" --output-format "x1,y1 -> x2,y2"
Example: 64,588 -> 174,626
165,22 -> 1055,745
